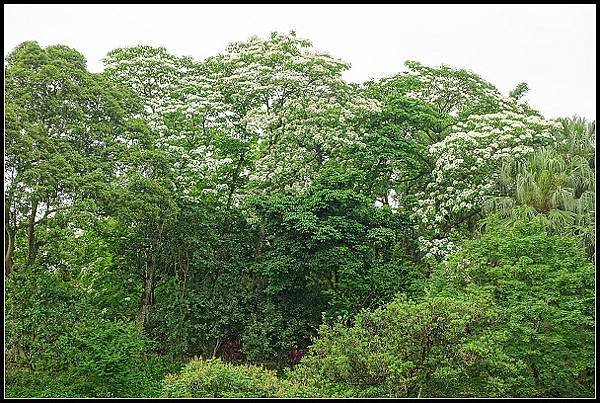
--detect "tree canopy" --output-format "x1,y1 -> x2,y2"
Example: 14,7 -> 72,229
4,33 -> 595,398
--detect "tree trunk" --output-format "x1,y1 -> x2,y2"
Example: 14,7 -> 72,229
255,225 -> 265,258
5,229 -> 15,276
137,219 -> 165,332
26,201 -> 38,266
212,338 -> 221,358
5,202 -> 14,275
138,254 -> 156,332
179,253 -> 190,299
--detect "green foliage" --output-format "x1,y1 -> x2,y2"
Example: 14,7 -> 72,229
291,220 -> 594,398
161,358 -> 311,398
440,218 -> 595,397
291,291 -> 497,398
484,116 -> 595,260
509,82 -> 530,100
5,267 -> 161,397
4,33 -> 594,398
251,168 -> 423,321
5,41 -> 139,274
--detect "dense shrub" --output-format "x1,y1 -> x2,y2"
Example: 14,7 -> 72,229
5,267 -> 162,397
291,291 -> 500,398
161,358 -> 312,397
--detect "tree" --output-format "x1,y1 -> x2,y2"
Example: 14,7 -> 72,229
364,61 -> 558,263
5,41 -> 136,275
482,116 -> 595,260
246,167 -> 423,363
415,112 -> 559,261
440,217 -> 594,396
103,45 -> 225,202
204,31 -> 380,196
107,132 -> 179,332
292,219 -> 594,397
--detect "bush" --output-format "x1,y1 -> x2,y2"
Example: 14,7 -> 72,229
161,358 -> 311,398
5,266 -> 162,397
5,369 -> 81,398
291,291 -> 501,398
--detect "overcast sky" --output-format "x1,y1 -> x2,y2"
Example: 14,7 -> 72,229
4,4 -> 597,120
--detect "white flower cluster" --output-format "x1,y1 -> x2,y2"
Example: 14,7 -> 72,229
208,32 -> 381,193
418,236 -> 459,261
391,61 -> 518,116
412,111 -> 558,260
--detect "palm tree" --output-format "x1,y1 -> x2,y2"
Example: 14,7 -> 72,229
481,116 -> 595,260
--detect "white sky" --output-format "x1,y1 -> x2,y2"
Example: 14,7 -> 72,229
4,4 -> 597,120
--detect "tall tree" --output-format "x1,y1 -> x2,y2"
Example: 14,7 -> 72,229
204,31 -> 380,197
367,61 -> 561,262
5,41 -> 135,275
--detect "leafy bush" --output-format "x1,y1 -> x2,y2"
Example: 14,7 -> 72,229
5,266 -> 161,397
291,291 -> 501,398
5,369 -> 81,398
161,358 -> 311,397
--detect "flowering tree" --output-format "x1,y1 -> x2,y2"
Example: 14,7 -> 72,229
415,112 -> 560,260
369,61 -> 560,262
204,31 -> 380,197
103,45 -> 228,203
104,33 -> 380,209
